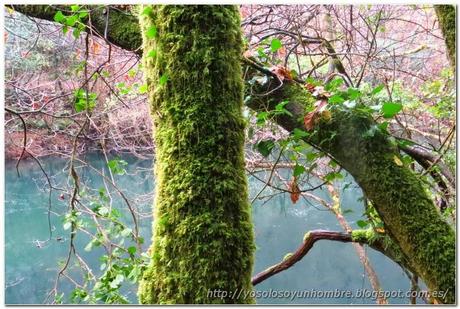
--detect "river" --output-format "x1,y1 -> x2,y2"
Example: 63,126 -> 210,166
5,153 -> 415,304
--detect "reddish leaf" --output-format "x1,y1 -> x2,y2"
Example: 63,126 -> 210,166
289,177 -> 301,204
303,111 -> 317,131
304,100 -> 328,131
304,83 -> 316,93
270,66 -> 293,81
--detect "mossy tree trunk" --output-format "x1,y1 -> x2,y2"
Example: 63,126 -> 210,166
137,6 -> 254,304
247,81 -> 455,304
434,5 -> 456,67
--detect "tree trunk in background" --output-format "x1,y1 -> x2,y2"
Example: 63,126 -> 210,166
434,5 -> 456,67
246,81 -> 455,304
138,6 -> 254,304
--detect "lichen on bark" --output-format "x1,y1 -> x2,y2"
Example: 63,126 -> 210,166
137,5 -> 255,304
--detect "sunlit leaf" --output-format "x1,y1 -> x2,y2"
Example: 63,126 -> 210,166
371,84 -> 384,96
382,102 -> 402,118
54,11 -> 65,23
293,165 -> 305,177
393,155 -> 404,166
270,38 -> 282,52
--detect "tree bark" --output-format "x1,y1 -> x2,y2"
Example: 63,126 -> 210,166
137,5 -> 254,304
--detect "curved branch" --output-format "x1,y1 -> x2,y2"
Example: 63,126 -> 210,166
251,229 -> 405,287
252,230 -> 351,285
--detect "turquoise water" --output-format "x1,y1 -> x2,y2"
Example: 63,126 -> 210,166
5,154 -> 414,304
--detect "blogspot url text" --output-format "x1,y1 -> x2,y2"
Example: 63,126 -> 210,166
207,288 -> 449,301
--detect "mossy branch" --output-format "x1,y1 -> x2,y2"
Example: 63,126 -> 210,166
8,5 -> 142,53
245,77 -> 455,303
251,229 -> 405,286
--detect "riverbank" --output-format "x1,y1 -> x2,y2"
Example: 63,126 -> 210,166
5,130 -> 73,160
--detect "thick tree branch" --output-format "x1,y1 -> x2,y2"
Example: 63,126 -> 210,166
245,76 -> 455,303
8,5 -> 142,54
252,230 -> 352,285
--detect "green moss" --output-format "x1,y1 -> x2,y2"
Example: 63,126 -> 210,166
90,6 -> 142,53
351,228 -> 378,244
137,6 -> 254,304
435,5 -> 456,67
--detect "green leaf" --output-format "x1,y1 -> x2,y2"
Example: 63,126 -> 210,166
84,242 -> 93,252
70,5 -> 80,12
128,246 -> 136,255
121,228 -> 132,237
275,100 -> 289,111
79,11 -> 88,18
324,171 -> 343,182
256,140 -> 275,157
257,47 -> 268,59
274,100 -> 292,116
292,128 -> 309,139
325,77 -> 344,91
74,89 -> 97,112
65,15 -> 78,27
377,121 -> 389,133
110,274 -> 124,289
293,165 -> 305,177
138,84 -> 148,94
159,73 -> 168,86
256,111 -> 268,125
128,69 -> 136,78
146,26 -> 157,39
142,6 -> 153,16
98,206 -> 109,216
305,152 -> 318,162
371,84 -> 384,96
357,220 -> 369,228
382,102 -> 402,118
347,88 -> 361,100
72,28 -> 81,39
54,11 -> 65,23
270,38 -> 282,52
328,93 -> 345,104
107,158 -> 127,175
